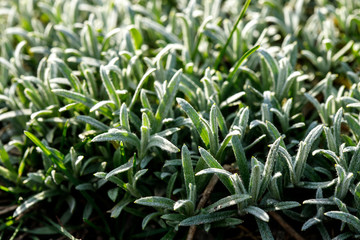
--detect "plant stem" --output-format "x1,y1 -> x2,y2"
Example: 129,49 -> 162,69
213,0 -> 252,70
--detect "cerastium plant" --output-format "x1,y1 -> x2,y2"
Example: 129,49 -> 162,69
1,0 -> 360,239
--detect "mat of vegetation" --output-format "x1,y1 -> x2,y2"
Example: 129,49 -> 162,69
1,0 -> 360,239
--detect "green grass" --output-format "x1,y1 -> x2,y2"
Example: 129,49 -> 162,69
1,0 -> 360,239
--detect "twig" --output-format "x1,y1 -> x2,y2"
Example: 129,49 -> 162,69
268,211 -> 305,240
186,175 -> 219,240
196,175 -> 219,211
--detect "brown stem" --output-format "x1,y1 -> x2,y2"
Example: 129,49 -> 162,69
268,211 -> 305,240
186,175 -> 219,240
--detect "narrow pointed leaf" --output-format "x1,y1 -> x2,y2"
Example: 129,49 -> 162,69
179,210 -> 236,226
135,197 -> 175,210
205,194 -> 251,213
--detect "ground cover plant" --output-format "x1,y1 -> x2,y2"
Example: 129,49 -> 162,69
1,0 -> 360,239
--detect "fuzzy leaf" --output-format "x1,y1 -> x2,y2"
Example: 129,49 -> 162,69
205,194 -> 251,213
325,211 -> 360,230
177,98 -> 210,147
181,145 -> 195,198
135,196 -> 175,210
199,147 -> 235,193
92,129 -> 140,149
179,210 -> 236,226
147,135 -> 180,153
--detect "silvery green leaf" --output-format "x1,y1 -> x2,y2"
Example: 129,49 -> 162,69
177,98 -> 210,147
228,45 -> 260,81
142,212 -> 161,230
110,197 -> 132,218
333,108 -> 343,147
54,25 -> 80,48
335,165 -> 353,200
214,104 -> 228,136
245,206 -> 269,222
147,135 -> 180,153
179,210 -> 236,226
258,48 -> 279,86
238,107 -> 249,135
294,125 -> 323,184
107,188 -> 119,202
269,201 -> 300,211
266,121 -> 285,147
317,223 -> 331,240
199,147 -> 235,193
293,141 -> 307,184
49,57 -> 82,92
303,198 -> 335,205
261,103 -> 272,122
106,161 -> 133,179
89,100 -> 113,113
324,126 -> 337,154
260,137 -> 281,196
325,211 -> 360,230
181,145 -> 195,198
141,112 -> 151,129
134,196 -> 175,210
230,173 -> 248,196
85,22 -> 100,59
134,169 -> 148,184
256,218 -> 274,240
270,108 -> 286,130
195,168 -> 232,177
76,115 -> 109,131
92,129 -> 140,149
156,128 -> 180,138
155,69 -> 182,125
302,217 -> 321,231
345,114 -> 360,139
129,68 -> 157,110
0,109 -> 32,121
0,57 -> 18,76
280,72 -> 300,100
52,89 -> 97,108
332,40 -> 354,62
166,172 -> 177,199
204,194 -> 251,213
332,233 -> 354,240
269,172 -> 282,200
13,190 -> 59,217
347,103 -> 360,109
349,142 -> 360,177
304,93 -> 323,117
141,18 -> 181,44
99,65 -> 120,108
220,92 -> 246,108
244,134 -> 266,151
277,146 -> 294,174
120,103 -> 130,132
231,135 -> 250,188
288,122 -> 305,130
301,179 -> 336,189
249,162 -> 261,202
161,213 -> 186,222
312,149 -> 341,165
173,199 -> 194,216
140,89 -> 152,110
209,104 -> 219,152
75,183 -> 94,191
94,172 -> 106,178
216,130 -> 240,160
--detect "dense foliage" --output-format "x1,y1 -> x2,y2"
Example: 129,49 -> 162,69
1,0 -> 360,239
